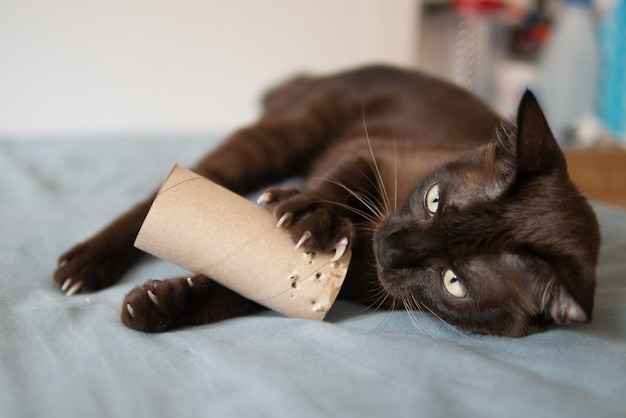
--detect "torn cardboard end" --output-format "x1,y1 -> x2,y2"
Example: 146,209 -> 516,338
134,164 -> 351,320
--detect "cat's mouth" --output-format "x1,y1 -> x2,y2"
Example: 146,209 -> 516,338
373,226 -> 444,303
375,263 -> 411,300
373,242 -> 422,301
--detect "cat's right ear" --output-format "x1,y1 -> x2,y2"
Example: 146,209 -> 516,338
515,90 -> 567,177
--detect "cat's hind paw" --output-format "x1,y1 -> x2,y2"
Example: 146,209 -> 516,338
121,277 -> 194,332
120,275 -> 264,332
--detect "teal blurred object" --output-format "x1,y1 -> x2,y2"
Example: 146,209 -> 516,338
599,0 -> 626,142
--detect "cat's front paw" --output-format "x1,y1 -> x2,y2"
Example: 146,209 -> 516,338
54,239 -> 140,295
257,187 -> 353,260
121,275 -> 263,332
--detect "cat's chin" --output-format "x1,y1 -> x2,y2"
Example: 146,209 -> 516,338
375,265 -> 415,302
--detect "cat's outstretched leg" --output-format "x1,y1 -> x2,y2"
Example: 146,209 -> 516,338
52,127 -> 333,295
121,274 -> 264,332
53,77 -> 348,296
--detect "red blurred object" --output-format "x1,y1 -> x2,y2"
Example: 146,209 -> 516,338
452,0 -> 508,14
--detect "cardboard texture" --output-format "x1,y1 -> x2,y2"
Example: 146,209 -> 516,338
134,165 -> 351,320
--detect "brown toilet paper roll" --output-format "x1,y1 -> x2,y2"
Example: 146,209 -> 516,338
134,164 -> 351,320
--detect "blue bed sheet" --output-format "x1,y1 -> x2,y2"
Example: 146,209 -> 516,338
1,136 -> 625,418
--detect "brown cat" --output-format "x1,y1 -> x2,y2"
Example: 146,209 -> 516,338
53,65 -> 600,337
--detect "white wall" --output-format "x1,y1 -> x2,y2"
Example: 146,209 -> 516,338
0,0 -> 420,137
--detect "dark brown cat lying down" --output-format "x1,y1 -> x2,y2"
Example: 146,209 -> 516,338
53,65 -> 600,337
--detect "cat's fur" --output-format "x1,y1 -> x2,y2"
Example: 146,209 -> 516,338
53,65 -> 600,337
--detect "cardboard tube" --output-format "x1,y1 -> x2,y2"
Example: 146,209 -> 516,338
134,164 -> 351,320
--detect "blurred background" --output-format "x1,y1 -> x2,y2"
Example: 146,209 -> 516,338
0,0 -> 624,146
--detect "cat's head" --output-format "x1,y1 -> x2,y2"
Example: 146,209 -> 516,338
373,91 -> 600,337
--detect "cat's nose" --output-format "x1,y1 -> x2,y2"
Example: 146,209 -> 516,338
376,233 -> 424,270
376,242 -> 406,270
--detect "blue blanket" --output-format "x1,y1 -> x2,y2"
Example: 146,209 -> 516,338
1,136 -> 625,417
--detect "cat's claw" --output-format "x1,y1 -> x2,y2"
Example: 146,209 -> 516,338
62,278 -> 83,296
186,277 -> 194,287
147,290 -> 159,306
332,237 -> 349,262
126,303 -> 135,318
276,212 -> 293,228
295,231 -> 311,250
66,281 -> 82,296
256,191 -> 272,205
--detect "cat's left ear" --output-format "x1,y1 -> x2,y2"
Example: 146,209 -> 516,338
540,276 -> 593,325
515,90 -> 567,176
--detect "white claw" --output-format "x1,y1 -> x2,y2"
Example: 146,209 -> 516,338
126,304 -> 135,318
66,281 -> 82,297
186,277 -> 194,287
257,191 -> 271,205
295,231 -> 312,250
61,278 -> 72,292
147,290 -> 159,305
276,212 -> 293,228
331,237 -> 349,262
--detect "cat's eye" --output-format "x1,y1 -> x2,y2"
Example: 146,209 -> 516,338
425,184 -> 440,214
442,269 -> 467,298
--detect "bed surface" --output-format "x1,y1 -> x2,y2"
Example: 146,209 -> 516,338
1,136 -> 625,418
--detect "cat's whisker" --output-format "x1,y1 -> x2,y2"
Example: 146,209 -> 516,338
340,163 -> 390,219
317,199 -> 379,225
326,174 -> 387,221
402,298 -> 434,338
313,182 -> 383,224
361,104 -> 393,218
366,287 -> 392,313
366,298 -> 398,334
410,295 -> 481,343
393,136 -> 398,213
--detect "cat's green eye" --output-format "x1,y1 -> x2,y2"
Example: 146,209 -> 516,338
425,184 -> 440,214
442,269 -> 467,298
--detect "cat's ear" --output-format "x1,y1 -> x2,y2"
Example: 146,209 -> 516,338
539,276 -> 593,324
483,90 -> 567,196
536,254 -> 596,325
515,90 -> 567,176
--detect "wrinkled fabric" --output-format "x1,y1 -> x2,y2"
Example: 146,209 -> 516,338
1,137 -> 625,418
